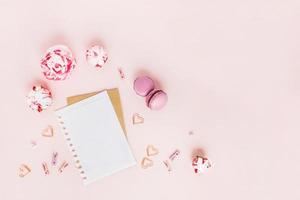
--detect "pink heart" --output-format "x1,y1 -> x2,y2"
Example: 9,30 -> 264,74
132,113 -> 144,125
146,145 -> 159,156
141,157 -> 153,169
42,126 -> 53,137
19,164 -> 31,177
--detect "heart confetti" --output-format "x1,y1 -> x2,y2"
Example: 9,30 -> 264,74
141,157 -> 153,169
146,145 -> 159,157
132,113 -> 144,125
42,126 -> 54,137
19,164 -> 31,177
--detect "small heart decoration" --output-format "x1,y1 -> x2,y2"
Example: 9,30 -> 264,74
132,113 -> 144,125
42,126 -> 53,137
19,164 -> 31,177
141,157 -> 153,169
146,145 -> 159,157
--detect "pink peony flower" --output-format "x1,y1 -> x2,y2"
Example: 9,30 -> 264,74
27,86 -> 52,112
41,45 -> 76,80
85,45 -> 108,68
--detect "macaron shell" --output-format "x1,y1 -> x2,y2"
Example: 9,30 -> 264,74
146,90 -> 168,110
133,76 -> 155,97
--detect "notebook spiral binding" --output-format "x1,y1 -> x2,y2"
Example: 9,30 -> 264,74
57,116 -> 87,180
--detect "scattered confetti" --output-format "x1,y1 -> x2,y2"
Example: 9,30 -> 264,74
118,68 -> 125,79
188,131 -> 194,135
51,152 -> 58,166
163,160 -> 172,172
27,86 -> 52,112
42,162 -> 50,175
86,45 -> 108,68
19,164 -> 31,177
146,145 -> 159,157
30,140 -> 37,148
132,113 -> 144,125
41,45 -> 76,81
42,126 -> 54,137
58,161 -> 69,173
169,149 -> 180,161
192,156 -> 211,174
141,157 -> 153,169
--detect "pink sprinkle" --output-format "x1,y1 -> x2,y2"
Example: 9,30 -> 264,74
163,160 -> 172,172
169,149 -> 180,161
30,140 -> 37,148
58,161 -> 69,173
51,152 -> 58,166
189,131 -> 194,135
118,68 -> 125,79
42,162 -> 49,175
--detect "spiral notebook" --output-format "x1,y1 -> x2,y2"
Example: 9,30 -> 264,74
55,91 -> 136,185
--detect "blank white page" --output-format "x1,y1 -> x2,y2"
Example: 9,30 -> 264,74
55,91 -> 136,185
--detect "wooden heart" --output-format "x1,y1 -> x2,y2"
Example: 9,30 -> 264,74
141,157 -> 153,169
146,145 -> 159,156
19,164 -> 31,177
42,126 -> 53,137
132,113 -> 144,125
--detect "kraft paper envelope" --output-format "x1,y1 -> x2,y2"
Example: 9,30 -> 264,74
66,88 -> 126,136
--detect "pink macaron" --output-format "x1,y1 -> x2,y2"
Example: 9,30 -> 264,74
145,89 -> 168,110
134,76 -> 168,110
133,76 -> 155,97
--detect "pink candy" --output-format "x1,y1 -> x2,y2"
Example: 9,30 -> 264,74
85,45 -> 108,68
41,45 -> 76,81
27,86 -> 52,112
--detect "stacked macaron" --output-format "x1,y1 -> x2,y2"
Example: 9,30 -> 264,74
134,76 -> 168,110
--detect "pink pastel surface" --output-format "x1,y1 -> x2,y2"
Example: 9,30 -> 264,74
1,0 -> 300,200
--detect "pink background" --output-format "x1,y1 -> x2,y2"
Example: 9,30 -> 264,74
1,0 -> 300,199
